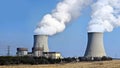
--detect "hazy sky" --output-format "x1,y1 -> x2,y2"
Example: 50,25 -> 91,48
0,0 -> 120,58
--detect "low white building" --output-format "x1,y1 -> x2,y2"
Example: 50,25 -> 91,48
16,48 -> 62,59
16,48 -> 28,56
43,52 -> 62,59
32,47 -> 43,57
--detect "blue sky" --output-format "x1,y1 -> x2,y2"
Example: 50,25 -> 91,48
0,0 -> 120,58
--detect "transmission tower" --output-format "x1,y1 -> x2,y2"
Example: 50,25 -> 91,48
7,46 -> 10,56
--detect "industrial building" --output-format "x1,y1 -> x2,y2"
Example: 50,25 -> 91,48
16,48 -> 28,56
16,35 -> 62,59
16,49 -> 62,59
43,52 -> 62,59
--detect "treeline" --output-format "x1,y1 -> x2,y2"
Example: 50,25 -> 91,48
0,56 -> 112,65
0,56 -> 60,65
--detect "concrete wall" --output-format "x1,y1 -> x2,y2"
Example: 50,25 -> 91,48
33,51 -> 43,57
17,51 -> 28,56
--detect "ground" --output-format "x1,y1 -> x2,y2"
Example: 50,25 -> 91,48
0,60 -> 120,68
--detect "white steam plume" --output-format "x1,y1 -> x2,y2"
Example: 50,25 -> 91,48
88,0 -> 120,32
35,0 -> 91,35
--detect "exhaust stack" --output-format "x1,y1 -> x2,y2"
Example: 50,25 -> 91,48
84,32 -> 106,57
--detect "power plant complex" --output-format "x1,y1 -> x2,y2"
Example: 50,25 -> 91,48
16,35 -> 62,59
16,32 -> 107,59
15,0 -> 116,59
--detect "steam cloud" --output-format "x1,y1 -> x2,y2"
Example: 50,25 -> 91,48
34,0 -> 91,35
88,0 -> 120,32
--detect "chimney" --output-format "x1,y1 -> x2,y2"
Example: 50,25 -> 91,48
32,35 -> 49,56
84,32 -> 106,57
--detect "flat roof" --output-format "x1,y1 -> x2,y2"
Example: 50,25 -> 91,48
43,52 -> 60,54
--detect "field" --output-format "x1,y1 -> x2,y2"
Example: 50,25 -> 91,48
0,60 -> 120,68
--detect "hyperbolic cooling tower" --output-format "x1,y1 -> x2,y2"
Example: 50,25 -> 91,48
32,35 -> 49,56
84,32 -> 106,57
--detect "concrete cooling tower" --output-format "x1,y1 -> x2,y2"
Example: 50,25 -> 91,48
84,32 -> 106,57
32,35 -> 49,56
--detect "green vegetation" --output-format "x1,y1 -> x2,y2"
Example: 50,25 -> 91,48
0,56 -> 61,65
0,56 -> 112,65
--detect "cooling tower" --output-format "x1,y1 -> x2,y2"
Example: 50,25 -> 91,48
32,35 -> 49,56
84,32 -> 106,57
